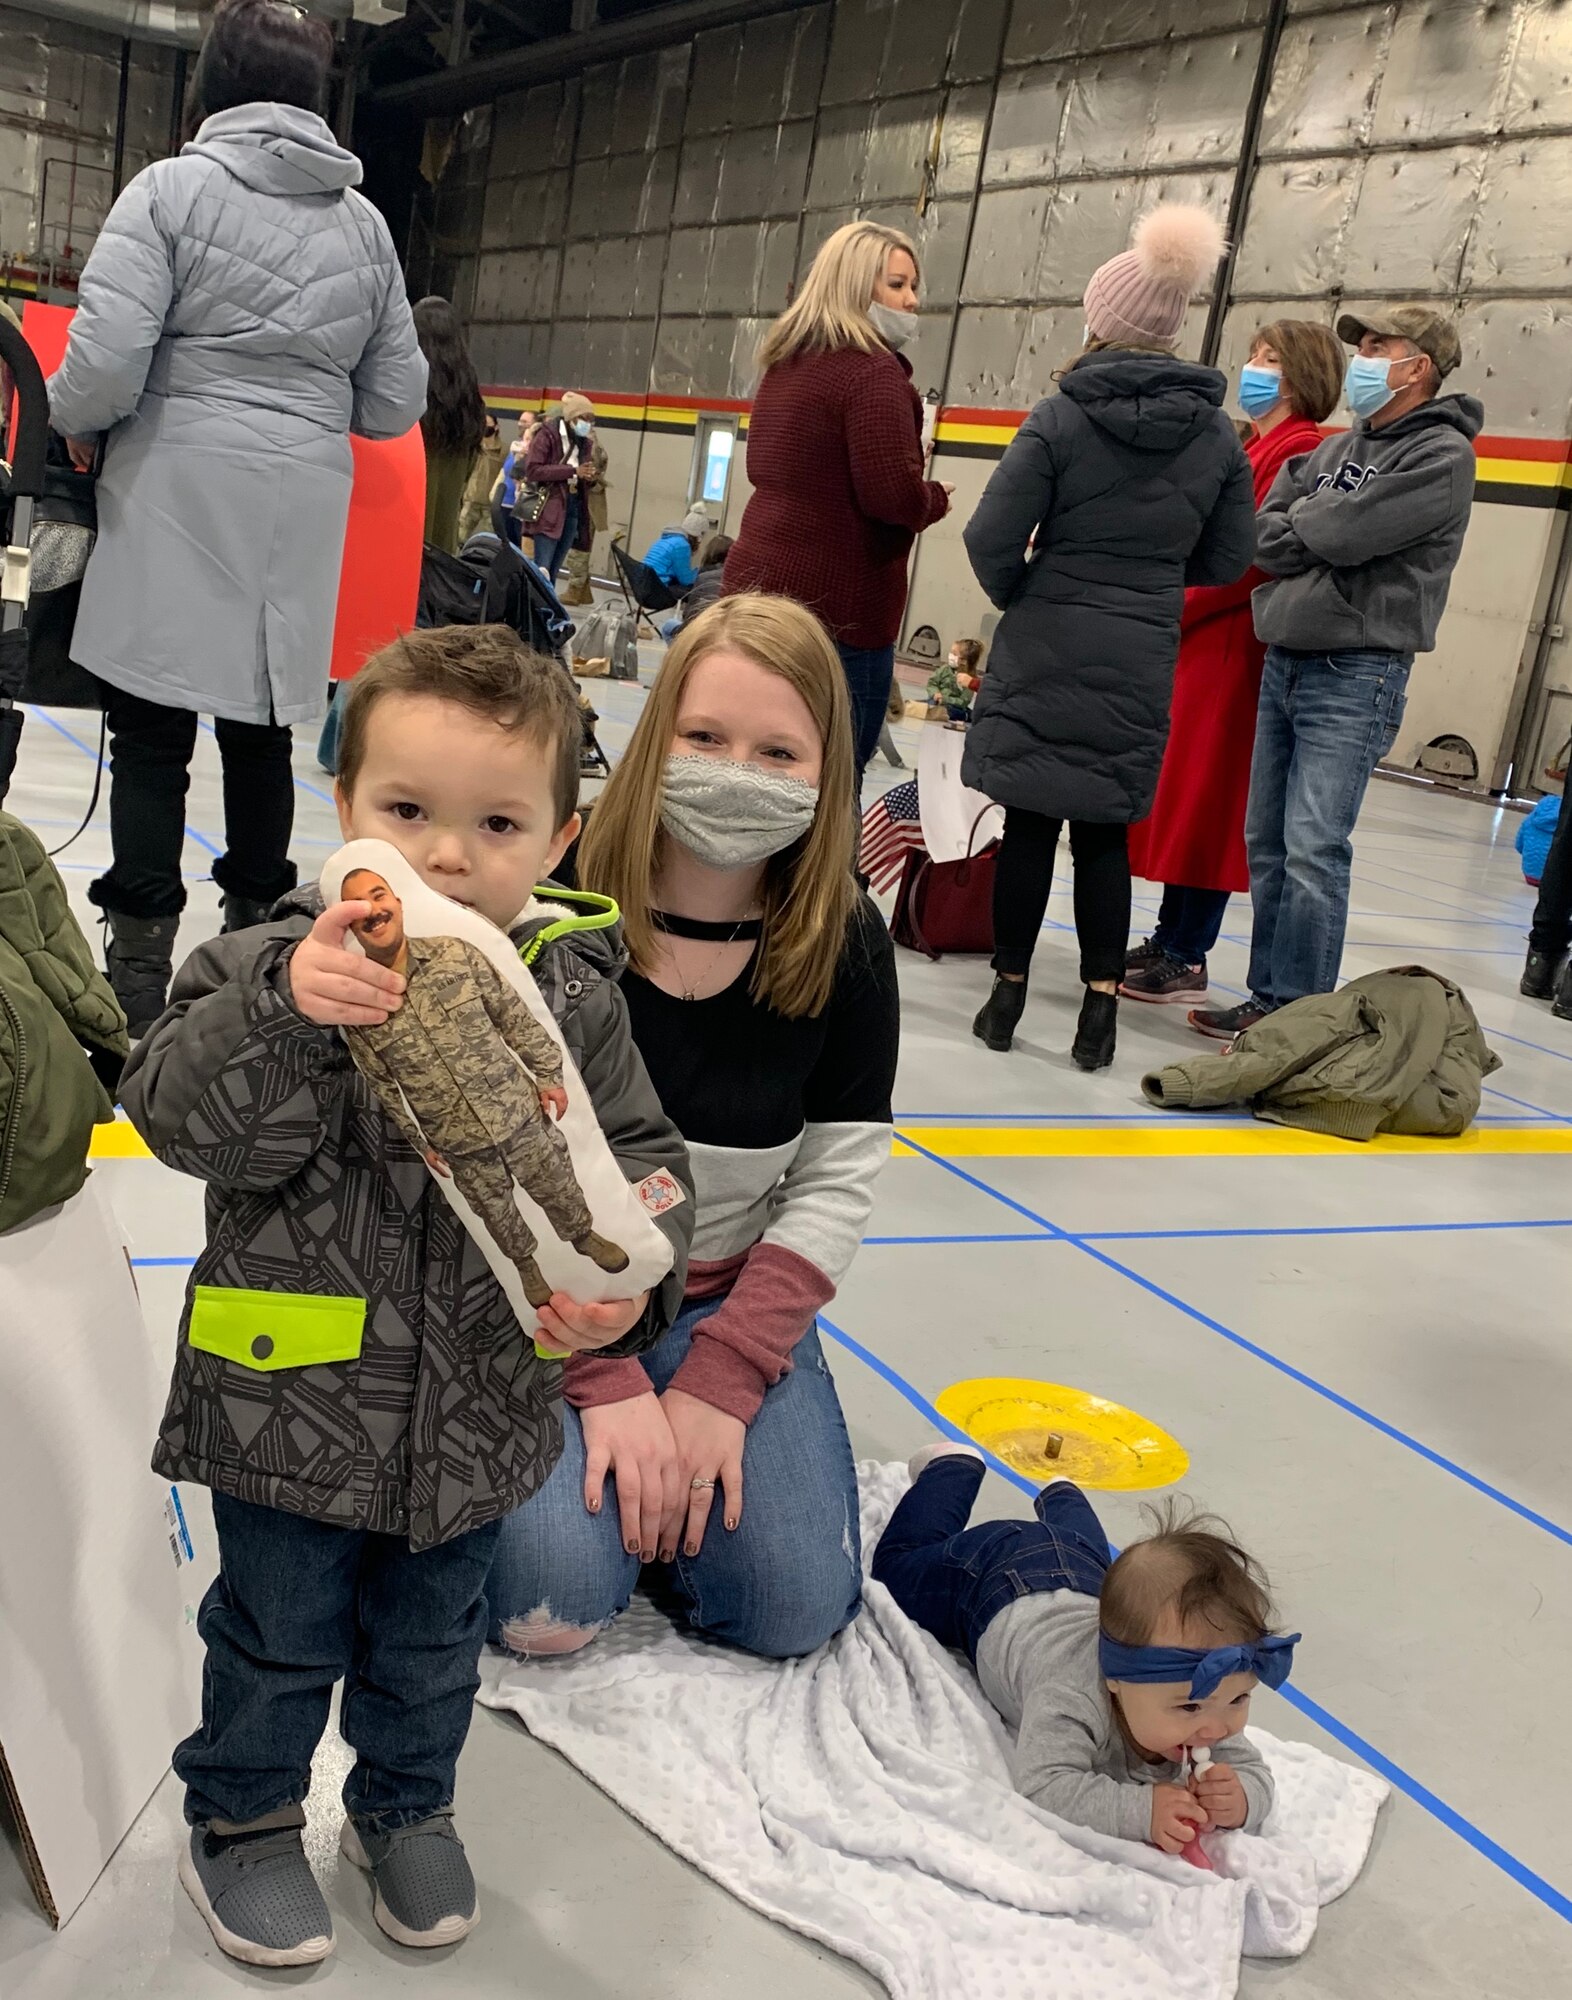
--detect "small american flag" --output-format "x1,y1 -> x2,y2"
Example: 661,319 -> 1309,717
858,779 -> 926,893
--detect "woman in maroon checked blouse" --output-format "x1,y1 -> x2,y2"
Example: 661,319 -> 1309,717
724,220 -> 952,789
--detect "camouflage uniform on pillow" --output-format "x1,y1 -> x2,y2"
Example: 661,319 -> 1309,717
346,933 -> 627,1306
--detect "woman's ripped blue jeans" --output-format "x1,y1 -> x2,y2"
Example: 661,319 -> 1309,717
487,1295 -> 863,1661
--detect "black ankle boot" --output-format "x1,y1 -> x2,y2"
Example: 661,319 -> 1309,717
220,892 -> 277,935
103,910 -> 181,1038
1072,987 -> 1118,1072
1521,947 -> 1566,1001
973,976 -> 1027,1052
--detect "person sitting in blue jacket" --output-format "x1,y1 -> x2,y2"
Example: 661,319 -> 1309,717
644,508 -> 710,593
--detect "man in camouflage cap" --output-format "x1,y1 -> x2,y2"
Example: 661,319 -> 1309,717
1190,301 -> 1483,1042
342,869 -> 629,1308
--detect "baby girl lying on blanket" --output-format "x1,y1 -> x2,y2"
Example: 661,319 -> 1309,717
872,1444 -> 1300,1857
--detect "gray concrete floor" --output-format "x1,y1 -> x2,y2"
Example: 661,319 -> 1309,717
4,632 -> 1570,1996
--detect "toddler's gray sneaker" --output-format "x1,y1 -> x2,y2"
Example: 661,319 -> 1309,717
340,1811 -> 479,1948
179,1815 -> 334,1967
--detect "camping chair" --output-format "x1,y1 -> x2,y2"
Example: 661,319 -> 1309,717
611,536 -> 681,641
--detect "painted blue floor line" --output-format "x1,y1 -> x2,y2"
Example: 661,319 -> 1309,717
863,1216 -> 1572,1248
892,1133 -> 1572,1552
816,1311 -> 1572,1930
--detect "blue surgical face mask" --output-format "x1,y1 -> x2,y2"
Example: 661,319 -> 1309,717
573,419 -> 592,439
1345,354 -> 1399,420
1237,364 -> 1282,420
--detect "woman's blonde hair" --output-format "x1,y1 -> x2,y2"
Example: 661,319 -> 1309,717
577,594 -> 859,1020
757,220 -> 920,373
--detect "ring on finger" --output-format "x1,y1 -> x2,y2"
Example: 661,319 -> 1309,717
690,1475 -> 717,1490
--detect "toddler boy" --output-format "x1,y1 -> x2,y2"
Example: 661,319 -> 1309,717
122,626 -> 691,1966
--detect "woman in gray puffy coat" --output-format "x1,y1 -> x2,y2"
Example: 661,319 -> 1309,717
962,207 -> 1256,1072
47,0 -> 427,1034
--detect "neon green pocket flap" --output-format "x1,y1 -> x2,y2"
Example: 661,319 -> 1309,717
188,1287 -> 366,1372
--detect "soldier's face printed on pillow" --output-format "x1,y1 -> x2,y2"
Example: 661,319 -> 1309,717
342,870 -> 406,964
337,692 -> 580,932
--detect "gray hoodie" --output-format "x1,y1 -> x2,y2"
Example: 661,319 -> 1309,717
1252,393 -> 1483,656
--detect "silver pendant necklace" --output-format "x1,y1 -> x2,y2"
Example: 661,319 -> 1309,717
651,909 -> 764,1003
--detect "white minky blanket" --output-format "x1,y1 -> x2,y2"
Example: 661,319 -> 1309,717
480,1462 -> 1387,2000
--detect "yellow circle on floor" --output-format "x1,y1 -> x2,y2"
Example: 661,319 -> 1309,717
933,1378 -> 1188,1490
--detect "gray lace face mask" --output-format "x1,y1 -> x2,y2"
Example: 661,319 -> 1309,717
659,754 -> 819,870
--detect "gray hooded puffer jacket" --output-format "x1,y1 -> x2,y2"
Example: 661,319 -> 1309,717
962,351 -> 1257,823
120,887 -> 693,1550
48,105 -> 427,727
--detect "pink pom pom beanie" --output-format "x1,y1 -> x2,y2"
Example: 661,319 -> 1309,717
1083,204 -> 1227,347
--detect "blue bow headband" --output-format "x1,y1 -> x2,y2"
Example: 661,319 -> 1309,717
1098,1632 -> 1300,1701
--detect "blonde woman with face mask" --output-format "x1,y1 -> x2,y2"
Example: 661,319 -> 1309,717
723,221 -> 952,793
487,594 -> 900,1664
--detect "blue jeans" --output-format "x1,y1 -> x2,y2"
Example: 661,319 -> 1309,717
174,1493 -> 501,1832
871,1457 -> 1112,1662
533,495 -> 580,584
1244,646 -> 1411,1011
1153,884 -> 1231,965
838,642 -> 897,789
487,1296 -> 863,1660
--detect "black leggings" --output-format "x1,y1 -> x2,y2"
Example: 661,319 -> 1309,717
87,683 -> 297,920
991,808 -> 1130,985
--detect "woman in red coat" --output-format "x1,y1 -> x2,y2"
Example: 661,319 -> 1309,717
1123,320 -> 1347,1004
724,220 -> 951,789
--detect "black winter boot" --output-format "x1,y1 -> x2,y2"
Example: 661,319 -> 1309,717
972,976 -> 1027,1052
220,892 -> 277,935
103,911 -> 181,1037
1553,961 -> 1572,1022
1071,987 -> 1118,1072
1521,946 -> 1566,1001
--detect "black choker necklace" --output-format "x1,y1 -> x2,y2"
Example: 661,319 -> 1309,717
651,909 -> 764,942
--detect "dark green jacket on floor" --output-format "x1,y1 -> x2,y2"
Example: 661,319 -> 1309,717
0,812 -> 129,1232
1142,967 -> 1501,1142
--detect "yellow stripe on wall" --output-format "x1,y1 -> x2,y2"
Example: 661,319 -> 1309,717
1474,457 -> 1572,490
892,1124 -> 1572,1159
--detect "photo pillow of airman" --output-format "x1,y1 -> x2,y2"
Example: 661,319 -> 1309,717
321,839 -> 677,1336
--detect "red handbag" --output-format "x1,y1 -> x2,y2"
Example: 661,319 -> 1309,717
890,808 -> 998,960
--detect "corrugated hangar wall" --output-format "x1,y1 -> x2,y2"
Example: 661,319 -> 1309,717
0,5 -> 181,300
424,0 -> 1572,795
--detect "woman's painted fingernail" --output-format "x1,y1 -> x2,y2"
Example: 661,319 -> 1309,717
586,1499 -> 599,1513
626,1538 -> 639,1554
725,1518 -> 738,1532
660,1548 -> 675,1564
684,1541 -> 698,1557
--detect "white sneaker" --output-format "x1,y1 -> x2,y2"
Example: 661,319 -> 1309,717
907,1440 -> 985,1483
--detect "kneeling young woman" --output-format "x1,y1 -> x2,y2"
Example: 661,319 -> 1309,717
488,594 -> 899,1659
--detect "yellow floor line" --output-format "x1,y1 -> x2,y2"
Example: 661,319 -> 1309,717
893,1124 -> 1572,1159
98,1120 -> 1572,1164
90,1121 -> 152,1159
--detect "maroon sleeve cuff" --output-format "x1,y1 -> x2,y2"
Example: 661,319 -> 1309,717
666,1242 -> 836,1426
563,1353 -> 652,1410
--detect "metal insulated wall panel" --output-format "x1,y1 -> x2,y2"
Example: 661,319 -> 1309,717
0,9 -> 178,292
451,0 -> 1572,443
